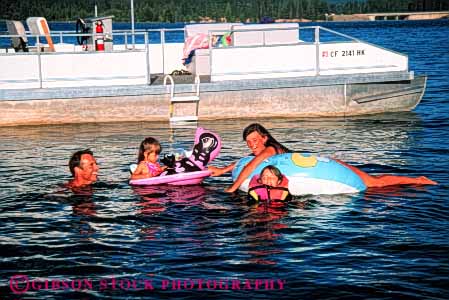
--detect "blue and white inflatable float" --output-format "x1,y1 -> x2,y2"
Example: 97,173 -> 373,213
232,153 -> 367,195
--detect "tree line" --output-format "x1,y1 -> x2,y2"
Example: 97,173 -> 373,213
1,0 -> 448,22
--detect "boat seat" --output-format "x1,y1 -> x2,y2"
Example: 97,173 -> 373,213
5,20 -> 29,52
26,17 -> 55,52
184,23 -> 299,76
184,23 -> 242,39
231,23 -> 299,46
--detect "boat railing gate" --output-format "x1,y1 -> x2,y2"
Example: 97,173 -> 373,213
129,28 -> 184,75
0,31 -> 153,88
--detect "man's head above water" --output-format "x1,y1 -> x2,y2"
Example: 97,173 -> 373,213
67,149 -> 99,188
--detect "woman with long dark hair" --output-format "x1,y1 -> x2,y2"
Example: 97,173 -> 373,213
209,123 -> 290,192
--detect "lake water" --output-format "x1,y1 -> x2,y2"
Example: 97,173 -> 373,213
1,20 -> 448,299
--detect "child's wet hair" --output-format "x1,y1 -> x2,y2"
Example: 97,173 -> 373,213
137,137 -> 162,163
259,165 -> 283,184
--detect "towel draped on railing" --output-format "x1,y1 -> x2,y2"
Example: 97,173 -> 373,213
182,33 -> 231,65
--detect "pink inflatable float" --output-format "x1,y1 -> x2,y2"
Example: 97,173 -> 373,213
129,127 -> 221,186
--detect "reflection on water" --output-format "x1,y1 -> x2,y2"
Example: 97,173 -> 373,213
132,185 -> 207,216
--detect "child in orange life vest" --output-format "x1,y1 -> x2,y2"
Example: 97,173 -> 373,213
248,165 -> 291,202
131,137 -> 167,180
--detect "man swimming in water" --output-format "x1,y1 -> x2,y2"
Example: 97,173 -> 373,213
67,149 -> 99,188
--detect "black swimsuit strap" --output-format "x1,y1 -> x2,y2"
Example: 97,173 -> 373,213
248,185 -> 289,192
267,186 -> 289,192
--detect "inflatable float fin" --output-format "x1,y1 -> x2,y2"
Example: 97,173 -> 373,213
189,127 -> 222,170
164,127 -> 221,175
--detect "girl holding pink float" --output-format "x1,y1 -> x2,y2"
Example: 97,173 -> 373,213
130,137 -> 168,181
129,128 -> 222,186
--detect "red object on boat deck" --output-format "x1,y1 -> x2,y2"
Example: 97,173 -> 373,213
95,21 -> 104,51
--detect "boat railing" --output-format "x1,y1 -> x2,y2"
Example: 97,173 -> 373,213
204,25 -> 408,79
0,28 -> 190,88
206,25 -> 358,48
0,31 -> 154,89
1,25 -> 374,53
313,26 -> 408,65
307,26 -> 407,61
0,31 -> 153,52
205,25 -> 359,78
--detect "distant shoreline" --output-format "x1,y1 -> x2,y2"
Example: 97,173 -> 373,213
2,15 -> 448,25
327,11 -> 449,21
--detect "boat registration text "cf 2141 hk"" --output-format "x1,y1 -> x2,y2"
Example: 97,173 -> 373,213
322,49 -> 366,57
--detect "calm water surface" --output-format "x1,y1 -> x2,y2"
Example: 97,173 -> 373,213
1,20 -> 449,299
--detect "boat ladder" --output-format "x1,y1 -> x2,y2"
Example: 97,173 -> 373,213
163,75 -> 201,123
